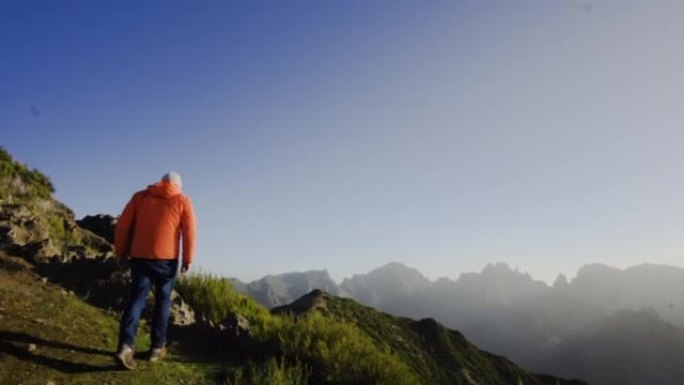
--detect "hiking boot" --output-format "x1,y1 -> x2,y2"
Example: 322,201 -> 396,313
149,346 -> 167,362
115,344 -> 137,370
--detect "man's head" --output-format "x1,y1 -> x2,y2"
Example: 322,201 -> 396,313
162,171 -> 182,189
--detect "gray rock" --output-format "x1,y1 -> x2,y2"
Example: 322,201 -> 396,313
169,292 -> 196,326
76,214 -> 117,245
218,312 -> 250,338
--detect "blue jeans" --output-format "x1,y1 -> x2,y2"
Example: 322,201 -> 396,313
118,259 -> 178,350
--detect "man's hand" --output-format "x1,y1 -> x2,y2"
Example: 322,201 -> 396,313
181,263 -> 190,275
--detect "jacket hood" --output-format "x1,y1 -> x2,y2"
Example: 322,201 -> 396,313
147,180 -> 182,198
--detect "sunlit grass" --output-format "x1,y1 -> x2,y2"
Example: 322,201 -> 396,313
176,273 -> 420,385
222,358 -> 309,385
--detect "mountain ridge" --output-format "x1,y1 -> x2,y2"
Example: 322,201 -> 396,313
231,260 -> 684,385
272,289 -> 587,385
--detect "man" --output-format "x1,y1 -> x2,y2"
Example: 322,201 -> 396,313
113,171 -> 196,370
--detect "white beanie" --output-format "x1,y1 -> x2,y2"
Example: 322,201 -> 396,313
162,171 -> 182,188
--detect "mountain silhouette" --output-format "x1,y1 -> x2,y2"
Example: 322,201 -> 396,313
233,259 -> 684,385
229,270 -> 339,307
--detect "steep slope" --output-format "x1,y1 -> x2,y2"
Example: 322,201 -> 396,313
273,290 -> 587,385
0,148 -> 153,315
0,148 -> 112,263
0,252 -> 214,385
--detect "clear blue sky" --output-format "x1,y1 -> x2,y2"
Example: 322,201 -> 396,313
3,0 -> 684,283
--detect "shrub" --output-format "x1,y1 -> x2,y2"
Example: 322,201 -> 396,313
46,213 -> 79,247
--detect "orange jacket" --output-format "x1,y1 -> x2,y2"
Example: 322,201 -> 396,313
115,180 -> 196,265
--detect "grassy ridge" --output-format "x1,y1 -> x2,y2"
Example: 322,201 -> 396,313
304,292 -> 581,385
176,274 -> 586,385
0,147 -> 87,253
175,273 -> 420,385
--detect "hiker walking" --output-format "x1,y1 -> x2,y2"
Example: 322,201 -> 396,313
114,172 -> 196,369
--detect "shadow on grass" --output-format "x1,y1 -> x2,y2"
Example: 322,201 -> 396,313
167,324 -> 234,363
168,324 -> 279,365
0,330 -> 119,373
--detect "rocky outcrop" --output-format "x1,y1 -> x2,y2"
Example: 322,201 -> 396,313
35,253 -> 197,326
0,202 -> 113,264
77,214 -> 117,244
170,291 -> 196,326
1,148 -> 196,329
216,312 -> 250,338
0,204 -> 60,261
35,255 -> 127,307
0,192 -> 192,326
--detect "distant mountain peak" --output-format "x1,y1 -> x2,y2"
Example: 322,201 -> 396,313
339,261 -> 431,308
575,263 -> 621,278
230,270 -> 339,308
367,261 -> 429,279
553,273 -> 569,287
483,261 -> 514,271
271,289 -> 329,316
625,262 -> 684,274
481,262 -> 531,278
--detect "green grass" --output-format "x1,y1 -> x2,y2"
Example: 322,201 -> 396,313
0,146 -> 54,201
175,273 -> 587,385
44,210 -> 81,248
0,255 -> 319,385
0,254 -> 216,385
175,273 -> 271,326
264,312 -> 419,385
0,146 -> 89,254
0,256 -> 586,385
319,293 -> 556,385
176,273 -> 420,385
221,358 -> 310,385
